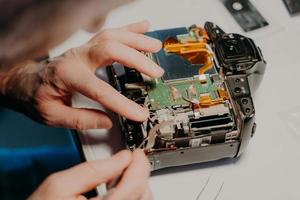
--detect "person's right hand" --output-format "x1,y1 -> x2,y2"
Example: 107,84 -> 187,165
28,149 -> 152,200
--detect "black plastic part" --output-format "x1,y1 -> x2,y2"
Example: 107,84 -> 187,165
226,74 -> 255,118
106,66 -> 145,149
205,22 -> 264,74
204,22 -> 226,41
190,114 -> 233,129
251,122 -> 257,137
124,120 -> 144,148
215,34 -> 262,73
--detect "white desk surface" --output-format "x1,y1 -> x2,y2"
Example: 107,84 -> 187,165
51,0 -> 300,199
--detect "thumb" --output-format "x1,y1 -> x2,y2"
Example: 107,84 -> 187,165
41,101 -> 113,130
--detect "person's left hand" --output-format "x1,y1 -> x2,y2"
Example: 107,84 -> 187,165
0,20 -> 163,129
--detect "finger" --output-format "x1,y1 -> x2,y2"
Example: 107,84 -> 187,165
42,101 -> 113,130
89,41 -> 164,77
71,70 -> 149,122
76,195 -> 88,200
45,150 -> 132,196
118,20 -> 150,33
90,30 -> 162,53
141,184 -> 153,200
89,196 -> 102,200
108,149 -> 150,200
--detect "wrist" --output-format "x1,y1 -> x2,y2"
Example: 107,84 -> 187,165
0,60 -> 46,122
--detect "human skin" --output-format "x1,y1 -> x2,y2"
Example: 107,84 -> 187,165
0,21 -> 164,130
28,149 -> 153,200
0,0 -> 163,198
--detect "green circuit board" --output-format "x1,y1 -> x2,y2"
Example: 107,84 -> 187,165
148,75 -> 218,110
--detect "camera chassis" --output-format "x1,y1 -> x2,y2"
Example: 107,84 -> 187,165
107,22 -> 266,171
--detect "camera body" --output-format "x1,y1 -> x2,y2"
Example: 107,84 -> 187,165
107,22 -> 266,171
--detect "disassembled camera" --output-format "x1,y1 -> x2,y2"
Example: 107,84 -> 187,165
107,22 -> 266,171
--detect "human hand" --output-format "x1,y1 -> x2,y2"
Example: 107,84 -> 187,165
28,149 -> 152,200
0,20 -> 163,129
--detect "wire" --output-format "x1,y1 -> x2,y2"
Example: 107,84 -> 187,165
138,120 -> 174,149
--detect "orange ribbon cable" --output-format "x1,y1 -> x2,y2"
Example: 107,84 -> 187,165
163,27 -> 214,75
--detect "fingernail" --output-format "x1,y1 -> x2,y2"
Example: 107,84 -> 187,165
154,39 -> 163,49
154,66 -> 164,77
136,107 -> 149,122
152,40 -> 163,53
96,118 -> 113,129
142,107 -> 150,120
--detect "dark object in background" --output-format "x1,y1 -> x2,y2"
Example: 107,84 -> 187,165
0,107 -> 95,200
283,0 -> 300,15
222,0 -> 269,32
